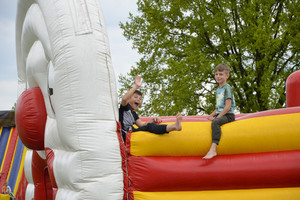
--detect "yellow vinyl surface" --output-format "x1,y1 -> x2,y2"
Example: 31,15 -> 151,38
130,113 -> 300,156
0,194 -> 11,200
133,187 -> 300,200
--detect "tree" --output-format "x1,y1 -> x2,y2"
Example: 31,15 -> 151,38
11,102 -> 16,110
119,0 -> 300,116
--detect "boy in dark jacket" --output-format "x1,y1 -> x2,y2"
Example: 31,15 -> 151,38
119,75 -> 182,141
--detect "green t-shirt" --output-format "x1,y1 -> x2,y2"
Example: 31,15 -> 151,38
216,84 -> 236,114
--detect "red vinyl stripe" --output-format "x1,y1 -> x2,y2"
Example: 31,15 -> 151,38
116,122 -> 129,200
0,128 -> 18,186
127,150 -> 300,192
235,106 -> 300,120
15,169 -> 28,200
139,107 -> 300,122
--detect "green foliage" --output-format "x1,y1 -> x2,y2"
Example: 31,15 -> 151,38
119,0 -> 300,116
11,102 -> 16,110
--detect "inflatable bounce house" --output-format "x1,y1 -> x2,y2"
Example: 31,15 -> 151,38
4,0 -> 300,199
0,111 -> 27,200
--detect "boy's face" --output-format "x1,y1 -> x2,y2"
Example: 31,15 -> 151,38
215,70 -> 229,86
129,93 -> 142,110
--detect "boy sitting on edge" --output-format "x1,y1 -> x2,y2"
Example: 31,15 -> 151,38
203,63 -> 236,159
119,75 -> 183,141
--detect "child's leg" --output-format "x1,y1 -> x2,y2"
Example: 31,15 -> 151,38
203,143 -> 217,159
203,114 -> 234,159
135,113 -> 183,134
139,123 -> 168,134
166,113 -> 183,132
211,116 -> 228,145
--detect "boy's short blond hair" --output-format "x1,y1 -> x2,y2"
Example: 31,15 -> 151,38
214,63 -> 230,74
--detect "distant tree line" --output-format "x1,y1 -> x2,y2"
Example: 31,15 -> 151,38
119,0 -> 300,116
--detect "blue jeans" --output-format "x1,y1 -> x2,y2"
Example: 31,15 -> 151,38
212,113 -> 235,145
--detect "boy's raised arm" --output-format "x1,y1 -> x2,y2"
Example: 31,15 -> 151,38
121,75 -> 142,106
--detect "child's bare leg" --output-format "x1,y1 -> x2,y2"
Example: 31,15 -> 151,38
175,113 -> 183,131
203,143 -> 217,159
166,113 -> 183,132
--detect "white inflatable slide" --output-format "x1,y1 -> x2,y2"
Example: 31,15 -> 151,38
15,0 -> 123,199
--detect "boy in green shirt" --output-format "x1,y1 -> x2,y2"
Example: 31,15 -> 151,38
203,63 -> 236,159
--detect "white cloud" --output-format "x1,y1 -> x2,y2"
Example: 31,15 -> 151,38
0,20 -> 17,80
0,2 -> 18,110
0,80 -> 18,110
107,26 -> 141,77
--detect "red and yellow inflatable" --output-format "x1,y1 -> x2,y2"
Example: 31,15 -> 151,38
119,70 -> 300,200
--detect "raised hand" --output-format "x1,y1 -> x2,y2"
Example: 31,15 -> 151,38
135,75 -> 142,87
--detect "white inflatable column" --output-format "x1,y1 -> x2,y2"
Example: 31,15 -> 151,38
16,0 -> 123,199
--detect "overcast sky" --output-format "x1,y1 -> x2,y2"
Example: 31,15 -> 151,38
0,0 -> 140,110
